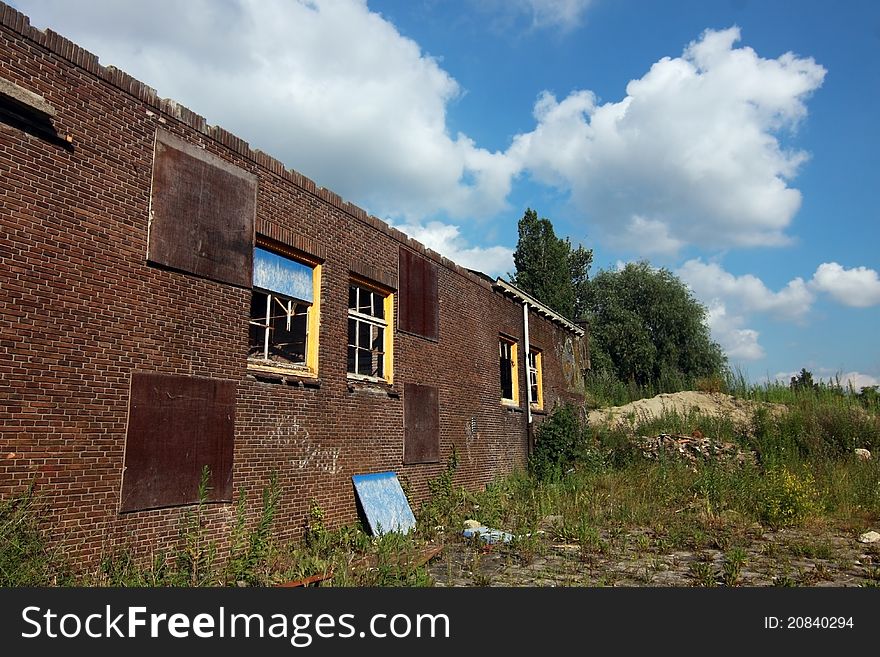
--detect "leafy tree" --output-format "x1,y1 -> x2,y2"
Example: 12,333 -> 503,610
789,368 -> 817,391
511,208 -> 592,320
584,262 -> 726,386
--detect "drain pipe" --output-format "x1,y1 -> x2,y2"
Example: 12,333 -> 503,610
522,300 -> 534,457
522,301 -> 532,425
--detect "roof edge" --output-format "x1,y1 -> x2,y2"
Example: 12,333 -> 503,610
493,279 -> 585,336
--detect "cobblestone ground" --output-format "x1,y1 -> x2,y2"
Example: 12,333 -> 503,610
427,524 -> 880,587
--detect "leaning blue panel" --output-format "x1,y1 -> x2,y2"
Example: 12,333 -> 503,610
352,472 -> 417,535
253,247 -> 313,302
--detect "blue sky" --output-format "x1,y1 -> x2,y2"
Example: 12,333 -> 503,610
12,0 -> 880,387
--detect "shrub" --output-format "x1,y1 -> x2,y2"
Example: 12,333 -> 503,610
529,404 -> 591,480
759,467 -> 822,527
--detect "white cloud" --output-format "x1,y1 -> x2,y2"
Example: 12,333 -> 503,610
676,259 -> 816,362
810,262 -> 880,308
18,6 -> 826,260
678,259 -> 814,322
390,221 -> 513,276
508,26 -> 826,255
475,0 -> 593,32
516,0 -> 593,30
773,369 -> 880,391
16,0 -> 515,222
706,301 -> 764,361
840,371 -> 880,391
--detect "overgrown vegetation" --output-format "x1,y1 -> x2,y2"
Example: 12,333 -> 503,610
0,483 -> 70,586
4,384 -> 879,587
528,403 -> 592,480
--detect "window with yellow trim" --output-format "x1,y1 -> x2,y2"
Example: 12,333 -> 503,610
528,347 -> 544,409
499,336 -> 519,404
248,245 -> 321,376
347,281 -> 393,382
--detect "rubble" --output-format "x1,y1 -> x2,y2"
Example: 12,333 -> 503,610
854,448 -> 872,461
634,432 -> 755,467
858,531 -> 880,544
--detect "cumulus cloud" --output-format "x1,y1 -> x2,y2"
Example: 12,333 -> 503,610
676,259 -> 817,362
774,369 -> 880,391
389,221 -> 513,276
508,26 -> 826,255
16,0 -> 515,222
678,259 -> 814,322
19,5 -> 826,261
810,262 -> 880,307
706,301 -> 764,361
841,372 -> 880,391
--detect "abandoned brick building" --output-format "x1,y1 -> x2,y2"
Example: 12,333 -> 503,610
0,3 -> 589,563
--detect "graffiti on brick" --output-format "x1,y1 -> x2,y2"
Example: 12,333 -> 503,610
265,414 -> 341,474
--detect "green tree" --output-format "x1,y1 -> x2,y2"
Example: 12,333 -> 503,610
584,262 -> 726,386
511,208 -> 592,320
789,368 -> 817,391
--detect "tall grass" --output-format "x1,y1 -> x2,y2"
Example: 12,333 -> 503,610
585,369 -> 698,407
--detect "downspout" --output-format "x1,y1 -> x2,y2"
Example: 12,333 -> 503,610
522,300 -> 534,456
522,300 -> 532,424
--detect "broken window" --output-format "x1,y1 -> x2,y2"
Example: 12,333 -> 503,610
348,282 -> 393,381
249,245 -> 321,375
0,77 -> 70,147
528,347 -> 544,409
500,336 -> 519,405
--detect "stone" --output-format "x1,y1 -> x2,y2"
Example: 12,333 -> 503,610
854,448 -> 871,461
858,531 -> 880,544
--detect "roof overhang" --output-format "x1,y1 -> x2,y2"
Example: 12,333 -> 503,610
493,278 -> 585,336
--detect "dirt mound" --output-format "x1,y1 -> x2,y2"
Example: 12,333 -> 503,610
587,391 -> 783,430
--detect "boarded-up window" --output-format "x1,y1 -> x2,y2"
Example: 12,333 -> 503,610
403,383 -> 440,464
148,129 -> 256,288
121,373 -> 236,512
398,247 -> 439,340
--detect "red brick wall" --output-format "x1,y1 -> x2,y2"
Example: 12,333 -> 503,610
0,3 -> 587,564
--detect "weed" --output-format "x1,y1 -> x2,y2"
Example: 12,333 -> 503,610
226,471 -> 282,585
759,467 -> 823,528
689,560 -> 717,587
785,539 -> 834,560
722,547 -> 747,586
0,483 -> 69,586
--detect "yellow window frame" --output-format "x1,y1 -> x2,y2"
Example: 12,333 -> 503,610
249,237 -> 322,377
500,336 -> 519,405
528,347 -> 544,409
348,276 -> 394,384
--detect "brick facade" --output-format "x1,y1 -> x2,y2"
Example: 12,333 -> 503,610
0,3 -> 588,565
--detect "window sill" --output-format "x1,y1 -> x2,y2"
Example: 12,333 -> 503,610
247,363 -> 321,388
501,402 -> 524,413
531,406 -> 547,416
347,375 -> 399,398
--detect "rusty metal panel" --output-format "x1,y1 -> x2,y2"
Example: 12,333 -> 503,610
121,372 -> 236,512
403,383 -> 440,464
148,129 -> 256,288
398,247 -> 439,340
